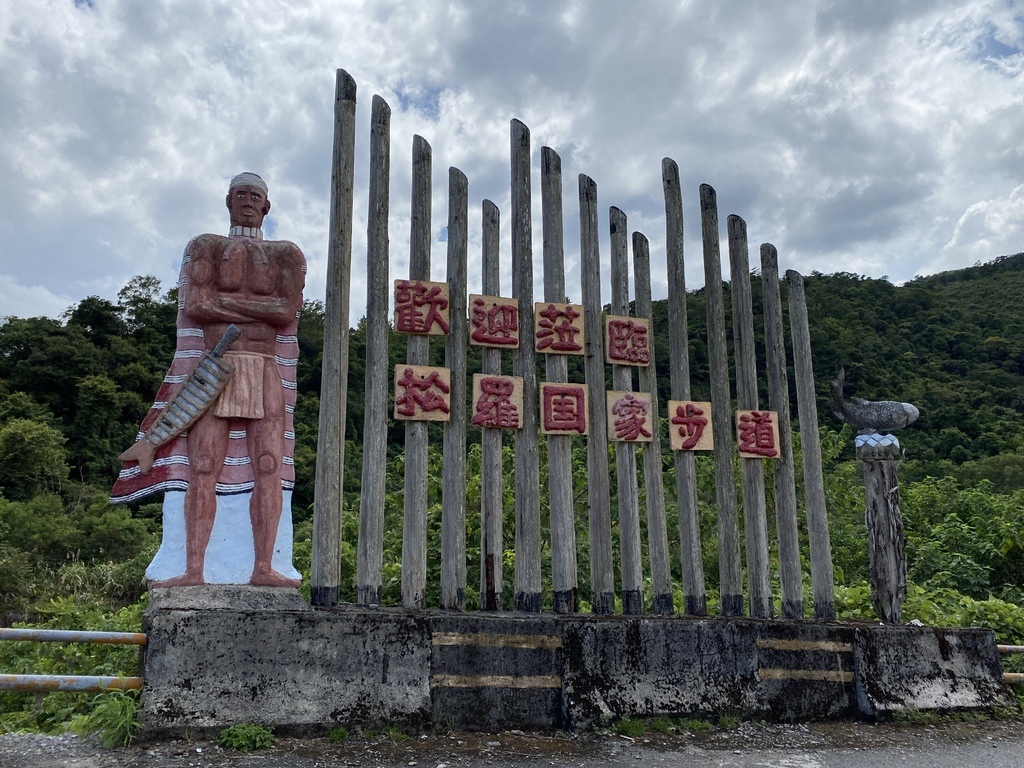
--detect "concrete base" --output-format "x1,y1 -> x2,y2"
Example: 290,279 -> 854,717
139,596 -> 1013,735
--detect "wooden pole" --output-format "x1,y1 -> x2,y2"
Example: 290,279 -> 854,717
859,441 -> 906,624
633,231 -> 673,614
356,93 -> 391,606
579,175 -> 615,615
728,215 -> 772,619
699,184 -> 743,617
441,167 -> 469,610
760,243 -> 804,619
662,159 -> 706,616
786,269 -> 836,620
311,69 -> 356,607
480,200 -> 504,611
510,119 -> 542,612
401,135 -> 432,609
610,206 -> 644,615
541,147 -> 579,614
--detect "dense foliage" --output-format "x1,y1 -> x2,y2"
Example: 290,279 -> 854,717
3,254 -> 1024,732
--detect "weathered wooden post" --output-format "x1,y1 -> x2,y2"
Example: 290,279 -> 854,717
511,119 -> 542,612
479,200 -> 504,610
700,184 -> 743,616
728,215 -> 772,619
786,270 -> 836,620
355,93 -> 391,606
859,439 -> 907,623
662,159 -> 706,616
760,244 -> 804,619
610,207 -> 644,615
312,69 -> 356,607
633,232 -> 673,614
831,368 -> 919,624
401,135 -> 433,609
579,175 -> 616,614
541,147 -> 579,614
441,167 -> 469,610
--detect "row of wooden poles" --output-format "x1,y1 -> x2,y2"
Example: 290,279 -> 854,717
310,70 -> 836,620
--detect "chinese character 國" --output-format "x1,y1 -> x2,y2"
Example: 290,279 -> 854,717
540,383 -> 588,435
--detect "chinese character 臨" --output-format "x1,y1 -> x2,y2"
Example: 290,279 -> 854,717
394,365 -> 452,421
736,409 -> 780,459
469,294 -> 519,347
605,316 -> 651,365
607,391 -> 653,442
669,400 -> 714,451
394,280 -> 451,335
534,302 -> 585,355
472,374 -> 523,429
540,383 -> 588,435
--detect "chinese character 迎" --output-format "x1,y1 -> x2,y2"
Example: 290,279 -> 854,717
736,409 -> 780,459
472,374 -> 523,429
394,280 -> 451,335
469,294 -> 519,347
669,400 -> 714,451
394,365 -> 452,421
534,302 -> 585,355
607,391 -> 653,442
605,316 -> 651,365
540,383 -> 588,435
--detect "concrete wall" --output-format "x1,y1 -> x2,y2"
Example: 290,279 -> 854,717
139,587 -> 1013,734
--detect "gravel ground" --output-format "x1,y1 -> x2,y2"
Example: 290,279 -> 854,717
2,718 -> 1023,768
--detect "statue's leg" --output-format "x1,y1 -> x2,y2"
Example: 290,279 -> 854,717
248,361 -> 298,587
153,410 -> 229,587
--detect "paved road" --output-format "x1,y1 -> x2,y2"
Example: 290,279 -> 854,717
2,719 -> 1022,767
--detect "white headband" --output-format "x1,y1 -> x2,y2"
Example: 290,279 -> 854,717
229,172 -> 268,195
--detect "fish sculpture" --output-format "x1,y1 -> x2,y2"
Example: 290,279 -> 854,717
830,368 -> 919,434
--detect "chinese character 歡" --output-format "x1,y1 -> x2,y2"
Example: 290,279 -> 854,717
394,280 -> 450,335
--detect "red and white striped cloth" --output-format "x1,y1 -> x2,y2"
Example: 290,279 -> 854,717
110,238 -> 302,505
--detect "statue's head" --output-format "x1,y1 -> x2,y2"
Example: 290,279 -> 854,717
226,172 -> 271,229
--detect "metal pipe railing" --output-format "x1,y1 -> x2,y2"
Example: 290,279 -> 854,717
0,628 -> 145,693
998,644 -> 1024,685
0,628 -> 147,646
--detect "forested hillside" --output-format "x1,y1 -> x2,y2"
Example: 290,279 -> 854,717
2,256 -> 1024,620
5,253 -> 1024,731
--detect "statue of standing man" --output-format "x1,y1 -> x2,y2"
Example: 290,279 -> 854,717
112,173 -> 306,588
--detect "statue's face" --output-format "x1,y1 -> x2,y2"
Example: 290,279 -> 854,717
226,184 -> 270,229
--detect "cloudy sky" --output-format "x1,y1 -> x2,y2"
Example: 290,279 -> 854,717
2,0 -> 1022,323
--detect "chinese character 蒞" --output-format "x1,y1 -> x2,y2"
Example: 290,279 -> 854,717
535,303 -> 584,354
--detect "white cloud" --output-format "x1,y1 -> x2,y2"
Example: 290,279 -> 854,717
1,0 -> 1022,324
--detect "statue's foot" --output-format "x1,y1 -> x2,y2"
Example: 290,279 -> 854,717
250,568 -> 301,588
152,572 -> 205,588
